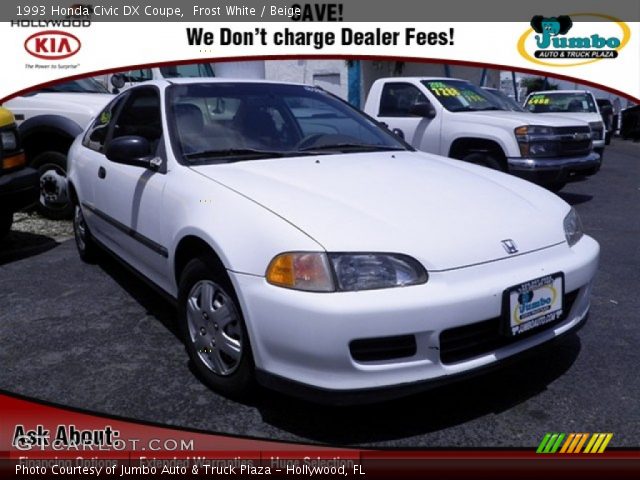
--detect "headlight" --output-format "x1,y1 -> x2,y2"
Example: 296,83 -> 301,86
330,253 -> 428,291
515,125 -> 559,158
0,130 -> 17,150
563,208 -> 584,247
588,121 -> 604,141
515,125 -> 556,139
266,252 -> 428,292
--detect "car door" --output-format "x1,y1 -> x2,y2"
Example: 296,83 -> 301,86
77,94 -> 128,235
91,86 -> 170,282
375,82 -> 441,154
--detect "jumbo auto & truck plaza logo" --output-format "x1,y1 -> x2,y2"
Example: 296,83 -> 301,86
518,14 -> 630,67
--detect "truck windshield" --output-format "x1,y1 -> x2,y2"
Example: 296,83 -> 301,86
168,82 -> 409,163
482,89 -> 525,112
36,78 -> 109,94
524,92 -> 597,114
421,80 -> 505,112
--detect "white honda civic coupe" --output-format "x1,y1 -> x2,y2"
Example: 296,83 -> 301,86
67,79 -> 599,403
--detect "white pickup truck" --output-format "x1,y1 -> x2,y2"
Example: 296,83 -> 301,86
3,78 -> 113,218
364,77 -> 601,191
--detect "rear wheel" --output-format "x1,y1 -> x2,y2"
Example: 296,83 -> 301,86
33,151 -> 73,220
462,152 -> 504,171
178,256 -> 255,399
0,212 -> 13,238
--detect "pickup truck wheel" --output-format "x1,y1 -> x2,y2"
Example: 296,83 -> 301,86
33,151 -> 73,220
0,212 -> 13,238
178,257 -> 255,399
73,204 -> 100,263
462,153 -> 504,171
546,182 -> 567,193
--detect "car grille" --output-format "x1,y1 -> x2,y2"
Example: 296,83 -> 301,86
350,335 -> 417,362
555,126 -> 592,157
439,290 -> 580,364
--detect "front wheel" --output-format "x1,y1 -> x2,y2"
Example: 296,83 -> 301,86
462,153 -> 504,171
33,151 -> 73,220
178,257 -> 255,399
546,181 -> 567,193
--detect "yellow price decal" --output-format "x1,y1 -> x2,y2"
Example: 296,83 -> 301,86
429,84 -> 461,97
461,91 -> 485,103
527,96 -> 550,105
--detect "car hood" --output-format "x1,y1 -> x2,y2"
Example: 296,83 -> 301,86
455,110 -> 589,128
192,151 -> 569,271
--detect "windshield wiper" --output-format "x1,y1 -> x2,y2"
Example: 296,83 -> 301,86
298,143 -> 404,153
184,148 -> 289,161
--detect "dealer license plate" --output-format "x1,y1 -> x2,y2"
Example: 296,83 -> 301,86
504,273 -> 564,337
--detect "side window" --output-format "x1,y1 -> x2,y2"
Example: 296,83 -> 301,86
112,88 -> 162,152
379,83 -> 427,117
83,96 -> 126,153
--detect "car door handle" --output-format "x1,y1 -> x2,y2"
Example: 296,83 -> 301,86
98,166 -> 106,179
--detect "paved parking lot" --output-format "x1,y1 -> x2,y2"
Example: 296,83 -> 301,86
1,139 -> 638,447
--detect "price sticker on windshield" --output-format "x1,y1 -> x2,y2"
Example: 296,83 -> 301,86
428,82 -> 460,97
461,90 -> 486,103
527,95 -> 550,105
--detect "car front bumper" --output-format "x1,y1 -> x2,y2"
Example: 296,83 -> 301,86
0,166 -> 39,213
507,151 -> 601,184
230,236 -> 599,402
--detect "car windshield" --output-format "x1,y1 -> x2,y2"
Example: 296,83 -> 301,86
168,82 -> 408,162
36,78 -> 109,94
524,92 -> 598,113
482,89 -> 525,112
421,79 -> 506,112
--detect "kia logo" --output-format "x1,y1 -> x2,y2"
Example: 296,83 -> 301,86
24,30 -> 81,60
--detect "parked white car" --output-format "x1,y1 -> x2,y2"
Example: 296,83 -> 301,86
67,79 -> 599,403
523,90 -> 606,156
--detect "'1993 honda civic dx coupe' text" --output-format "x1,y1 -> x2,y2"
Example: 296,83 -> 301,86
67,79 -> 599,403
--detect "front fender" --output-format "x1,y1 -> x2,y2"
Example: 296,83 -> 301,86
19,114 -> 83,142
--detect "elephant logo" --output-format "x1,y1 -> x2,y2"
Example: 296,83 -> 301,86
530,16 -> 573,48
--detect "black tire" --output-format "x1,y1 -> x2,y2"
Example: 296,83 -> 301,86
0,212 -> 13,238
178,256 -> 255,399
462,152 -> 504,171
546,181 -> 567,193
73,204 -> 100,263
32,151 -> 73,220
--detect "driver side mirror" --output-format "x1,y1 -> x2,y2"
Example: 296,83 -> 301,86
105,136 -> 159,170
410,102 -> 436,119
